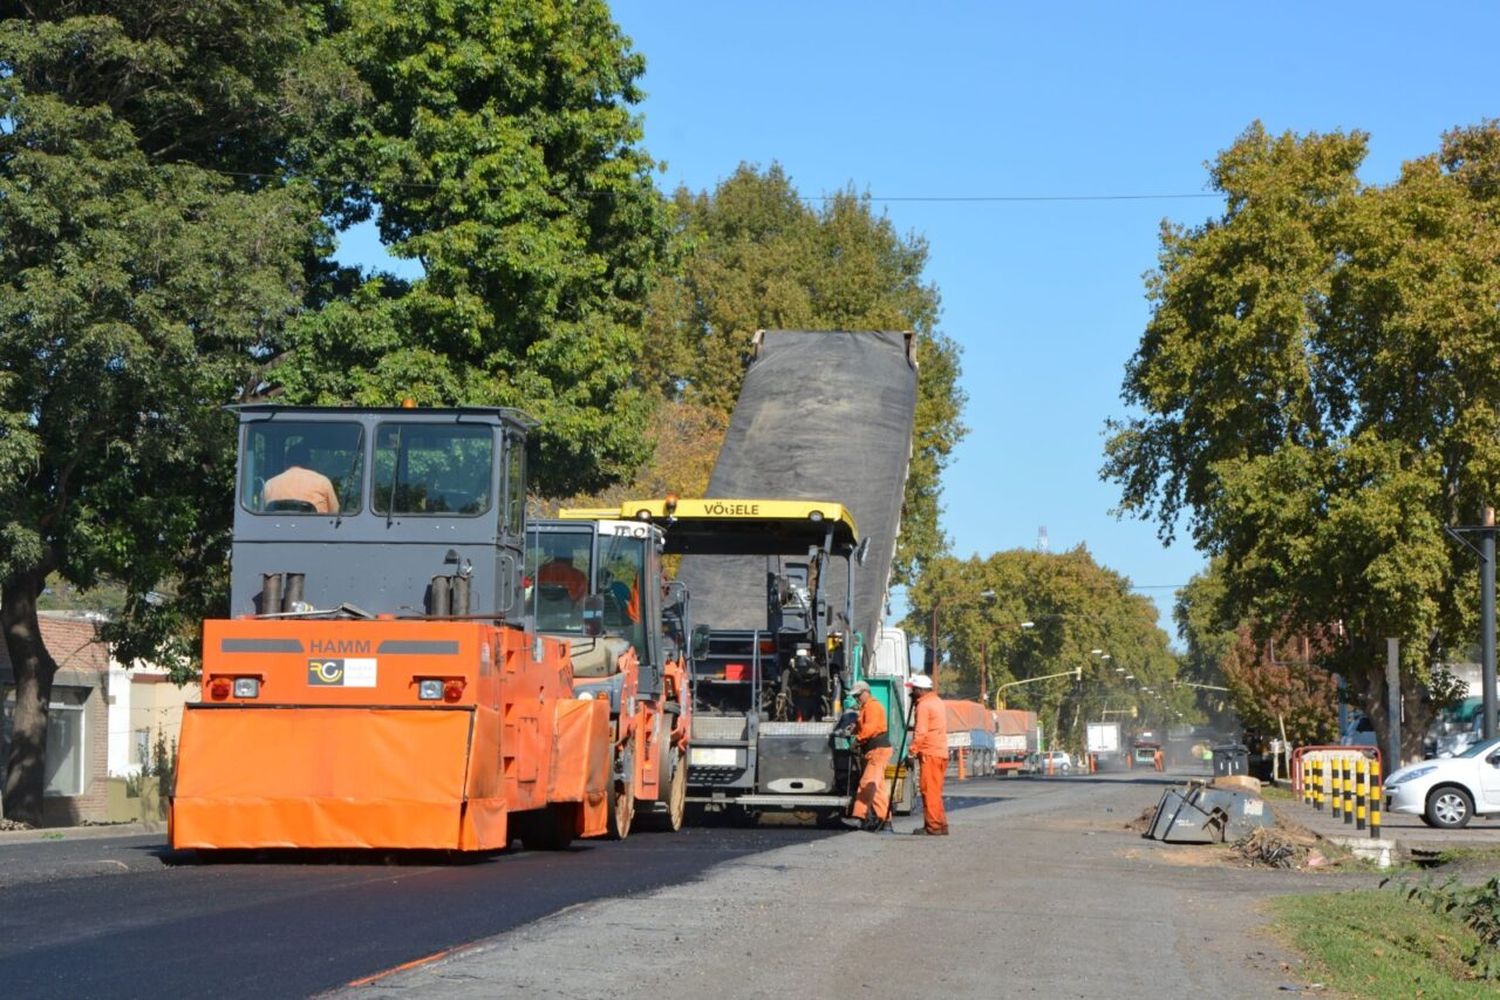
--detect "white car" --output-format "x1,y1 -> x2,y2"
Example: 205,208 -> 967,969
1384,736 -> 1500,829
1020,751 -> 1072,775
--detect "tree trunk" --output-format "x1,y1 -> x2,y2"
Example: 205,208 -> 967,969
2,568 -> 59,826
1361,655 -> 1437,770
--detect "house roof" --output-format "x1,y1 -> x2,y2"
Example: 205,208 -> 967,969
0,614 -> 111,676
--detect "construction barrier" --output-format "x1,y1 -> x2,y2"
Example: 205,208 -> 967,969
1290,745 -> 1383,839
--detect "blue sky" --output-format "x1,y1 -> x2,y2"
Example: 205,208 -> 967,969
339,1 -> 1500,640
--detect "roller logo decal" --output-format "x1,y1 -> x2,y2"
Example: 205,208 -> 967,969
307,657 -> 378,687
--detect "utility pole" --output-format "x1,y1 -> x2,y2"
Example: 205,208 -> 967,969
1386,638 -> 1402,769
1445,508 -> 1498,741
1484,508 -> 1498,740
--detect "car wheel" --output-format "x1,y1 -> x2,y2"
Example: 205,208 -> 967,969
1425,786 -> 1474,829
1060,763 -> 1071,775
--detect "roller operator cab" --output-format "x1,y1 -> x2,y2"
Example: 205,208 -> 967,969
525,514 -> 694,834
589,498 -> 867,823
170,405 -> 614,853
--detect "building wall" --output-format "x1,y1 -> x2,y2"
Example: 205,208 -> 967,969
0,614 -> 112,826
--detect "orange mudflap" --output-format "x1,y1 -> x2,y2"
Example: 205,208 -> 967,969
548,699 -> 612,838
172,706 -> 503,850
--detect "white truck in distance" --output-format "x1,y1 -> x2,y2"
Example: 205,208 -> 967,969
1087,721 -> 1122,767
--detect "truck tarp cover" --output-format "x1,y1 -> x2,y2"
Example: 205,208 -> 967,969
679,330 -> 917,646
945,700 -> 994,734
994,710 -> 1037,735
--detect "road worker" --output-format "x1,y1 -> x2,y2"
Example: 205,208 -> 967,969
907,674 -> 949,835
263,443 -> 339,514
847,680 -> 892,831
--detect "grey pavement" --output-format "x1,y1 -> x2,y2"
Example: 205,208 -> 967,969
339,772 -> 1367,999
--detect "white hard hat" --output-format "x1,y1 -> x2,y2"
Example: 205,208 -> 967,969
850,680 -> 871,696
907,674 -> 933,690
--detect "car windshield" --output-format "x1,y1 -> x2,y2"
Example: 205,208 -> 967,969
1456,736 -> 1500,759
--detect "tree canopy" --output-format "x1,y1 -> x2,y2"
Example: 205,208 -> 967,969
630,163 -> 966,582
0,0 -> 326,822
1104,120 -> 1500,756
904,547 -> 1185,749
276,0 -> 672,497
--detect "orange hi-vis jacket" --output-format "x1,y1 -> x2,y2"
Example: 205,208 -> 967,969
911,694 -> 948,757
853,697 -> 889,749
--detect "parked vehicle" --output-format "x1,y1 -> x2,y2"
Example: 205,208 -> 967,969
1384,736 -> 1500,829
1086,721 -> 1122,767
1020,750 -> 1072,775
994,709 -> 1040,774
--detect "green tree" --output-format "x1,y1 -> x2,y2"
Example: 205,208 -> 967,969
1175,563 -> 1338,746
1104,121 -> 1500,759
276,0 -> 672,497
638,164 -> 966,582
0,1 -> 325,823
905,548 -> 1182,749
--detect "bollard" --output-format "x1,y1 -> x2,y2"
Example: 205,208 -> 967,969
1370,758 -> 1382,839
1331,755 -> 1343,821
1315,757 -> 1325,812
1350,755 -> 1362,827
1355,755 -> 1367,832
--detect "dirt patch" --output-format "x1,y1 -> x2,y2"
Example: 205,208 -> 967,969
1124,806 -> 1156,833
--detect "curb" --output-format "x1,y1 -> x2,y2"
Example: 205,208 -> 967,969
0,821 -> 163,845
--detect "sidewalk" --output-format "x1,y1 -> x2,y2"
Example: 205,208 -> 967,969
0,820 -> 162,845
1272,783 -> 1500,860
338,774 -> 1356,999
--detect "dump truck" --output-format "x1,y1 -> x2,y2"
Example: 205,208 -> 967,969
669,329 -> 920,822
945,700 -> 997,778
170,405 -> 616,852
528,513 -> 694,833
994,709 -> 1040,774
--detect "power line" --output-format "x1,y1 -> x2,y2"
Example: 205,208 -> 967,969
193,166 -> 1222,207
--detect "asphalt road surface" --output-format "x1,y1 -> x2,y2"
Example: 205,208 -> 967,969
0,820 -> 849,999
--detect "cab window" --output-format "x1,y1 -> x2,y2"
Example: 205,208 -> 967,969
373,423 -> 493,516
601,534 -> 647,663
526,529 -> 594,632
242,422 -> 364,515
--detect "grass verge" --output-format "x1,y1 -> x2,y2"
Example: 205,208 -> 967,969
1273,890 -> 1492,999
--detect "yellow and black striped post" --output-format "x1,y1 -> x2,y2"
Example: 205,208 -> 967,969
1314,757 -> 1324,811
1370,757 -> 1382,839
1350,758 -> 1362,827
1302,758 -> 1313,805
1355,755 -> 1367,831
1338,758 -> 1350,821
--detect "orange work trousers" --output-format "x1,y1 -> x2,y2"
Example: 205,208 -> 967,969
851,746 -> 893,822
918,752 -> 949,834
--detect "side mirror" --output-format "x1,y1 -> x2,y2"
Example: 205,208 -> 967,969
664,580 -> 688,615
690,623 -> 712,662
582,594 -> 605,637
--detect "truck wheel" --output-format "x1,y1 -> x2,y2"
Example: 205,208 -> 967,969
607,739 -> 636,840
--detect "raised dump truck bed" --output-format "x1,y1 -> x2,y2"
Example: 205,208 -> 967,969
673,330 -> 919,817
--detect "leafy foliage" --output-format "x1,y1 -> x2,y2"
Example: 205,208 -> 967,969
1394,875 -> 1500,980
276,0 -> 672,497
904,547 -> 1183,748
634,164 -> 966,582
1175,562 -> 1338,746
1105,120 -> 1500,756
